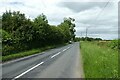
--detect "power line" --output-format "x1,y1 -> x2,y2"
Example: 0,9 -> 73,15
87,0 -> 111,29
94,0 -> 111,22
86,0 -> 111,38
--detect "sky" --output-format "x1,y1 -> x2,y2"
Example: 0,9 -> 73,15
0,0 -> 119,40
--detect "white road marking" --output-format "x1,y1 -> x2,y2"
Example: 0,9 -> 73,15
13,46 -> 71,79
51,52 -> 61,58
12,61 -> 44,80
55,52 -> 60,57
67,47 -> 70,49
3,52 -> 45,65
63,49 -> 67,52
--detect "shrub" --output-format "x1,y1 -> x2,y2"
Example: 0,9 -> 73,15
1,29 -> 13,45
2,45 -> 15,56
108,40 -> 120,50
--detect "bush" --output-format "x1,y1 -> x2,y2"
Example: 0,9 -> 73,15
108,40 -> 120,50
2,45 -> 15,56
1,29 -> 13,45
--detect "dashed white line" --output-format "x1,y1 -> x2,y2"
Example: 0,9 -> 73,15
13,46 -> 71,79
57,52 -> 61,55
62,47 -> 70,52
62,49 -> 67,52
67,47 -> 70,49
51,52 -> 61,58
12,61 -> 44,80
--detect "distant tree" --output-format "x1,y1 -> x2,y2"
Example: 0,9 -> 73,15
58,17 -> 76,42
64,17 -> 76,41
75,37 -> 102,41
0,16 -> 1,29
94,38 -> 102,41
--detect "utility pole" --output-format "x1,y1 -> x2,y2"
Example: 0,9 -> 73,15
81,32 -> 82,37
85,27 -> 88,41
86,28 -> 88,38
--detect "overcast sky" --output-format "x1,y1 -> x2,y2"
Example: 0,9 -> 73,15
0,0 -> 119,40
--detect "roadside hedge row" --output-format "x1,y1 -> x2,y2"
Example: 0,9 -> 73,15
2,10 -> 76,56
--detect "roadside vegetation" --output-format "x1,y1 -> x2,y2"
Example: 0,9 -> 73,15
1,10 -> 76,61
80,40 -> 118,78
2,44 -> 67,62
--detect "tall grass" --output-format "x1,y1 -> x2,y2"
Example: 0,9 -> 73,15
80,41 -> 118,78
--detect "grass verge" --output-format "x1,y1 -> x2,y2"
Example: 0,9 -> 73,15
2,49 -> 40,62
2,43 -> 67,62
80,41 -> 118,78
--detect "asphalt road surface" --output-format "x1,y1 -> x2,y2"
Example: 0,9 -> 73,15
2,42 -> 84,79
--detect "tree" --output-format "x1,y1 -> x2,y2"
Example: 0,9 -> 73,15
48,25 -> 65,44
58,17 -> 76,42
33,13 -> 50,47
2,10 -> 26,34
2,11 -> 35,50
2,10 -> 77,56
0,16 -> 1,29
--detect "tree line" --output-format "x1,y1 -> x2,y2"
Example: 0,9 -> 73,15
75,37 -> 102,41
2,10 -> 76,56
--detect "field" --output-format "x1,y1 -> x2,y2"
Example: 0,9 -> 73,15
80,41 -> 118,78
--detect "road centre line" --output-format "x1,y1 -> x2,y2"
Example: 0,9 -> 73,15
51,46 -> 71,59
13,46 -> 71,79
51,52 -> 61,58
67,47 -> 70,49
12,61 -> 44,80
62,49 -> 67,52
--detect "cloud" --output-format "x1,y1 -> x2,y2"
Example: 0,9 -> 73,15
0,0 -> 118,40
9,2 -> 25,6
58,2 -> 114,12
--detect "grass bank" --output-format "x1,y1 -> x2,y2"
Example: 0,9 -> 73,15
80,41 -> 118,78
2,43 -> 67,62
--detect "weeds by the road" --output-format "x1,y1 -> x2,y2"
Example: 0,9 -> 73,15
80,41 -> 118,78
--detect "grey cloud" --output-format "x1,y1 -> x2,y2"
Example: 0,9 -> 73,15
76,31 -> 118,40
9,2 -> 24,5
7,2 -> 25,6
58,2 -> 113,12
76,27 -> 117,34
75,20 -> 118,40
75,17 -> 117,28
88,29 -> 117,34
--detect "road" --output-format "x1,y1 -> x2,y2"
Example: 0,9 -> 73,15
2,42 -> 84,79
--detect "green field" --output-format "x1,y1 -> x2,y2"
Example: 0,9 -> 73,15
80,41 -> 118,78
